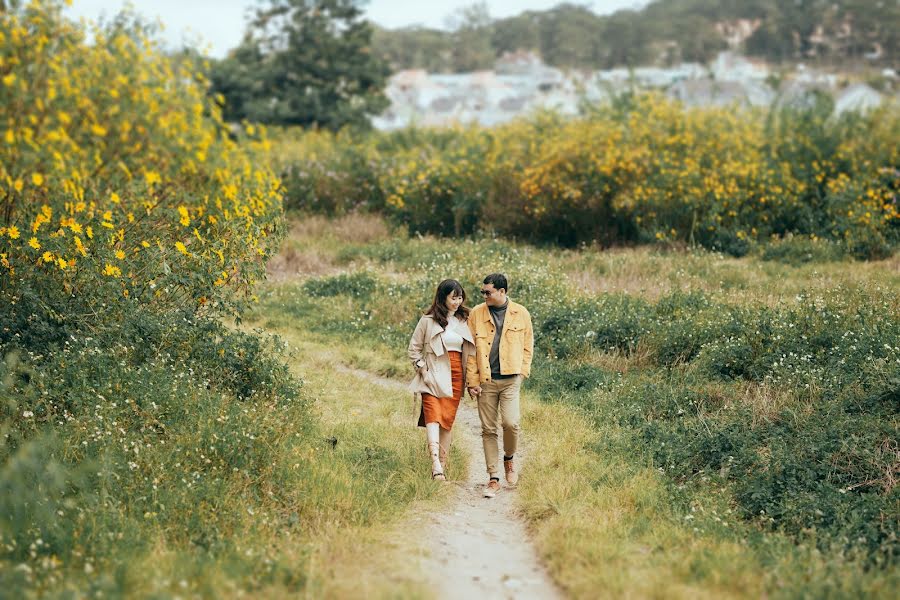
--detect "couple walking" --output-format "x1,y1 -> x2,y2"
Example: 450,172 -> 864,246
407,273 -> 534,498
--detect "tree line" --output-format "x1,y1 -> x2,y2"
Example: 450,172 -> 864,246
374,0 -> 899,72
209,0 -> 898,130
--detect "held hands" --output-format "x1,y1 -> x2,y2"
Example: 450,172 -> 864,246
467,385 -> 482,398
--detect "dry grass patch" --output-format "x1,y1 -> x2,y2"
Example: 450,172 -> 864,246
558,242 -> 899,308
578,346 -> 653,373
738,382 -> 801,428
266,244 -> 338,280
287,212 -> 391,245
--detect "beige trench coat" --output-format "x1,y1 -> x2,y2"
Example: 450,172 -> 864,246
407,314 -> 475,426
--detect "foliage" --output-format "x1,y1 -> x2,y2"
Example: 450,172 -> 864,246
270,222 -> 899,571
211,0 -> 390,130
0,0 -> 285,320
371,0 -> 900,72
0,3 -> 363,595
760,234 -> 846,265
302,270 -> 377,298
272,94 -> 900,258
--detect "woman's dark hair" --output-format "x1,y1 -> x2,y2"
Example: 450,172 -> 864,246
483,273 -> 508,293
425,279 -> 470,328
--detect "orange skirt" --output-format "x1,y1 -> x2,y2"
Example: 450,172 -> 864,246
420,351 -> 463,430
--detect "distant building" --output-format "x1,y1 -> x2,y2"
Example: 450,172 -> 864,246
372,52 -> 884,130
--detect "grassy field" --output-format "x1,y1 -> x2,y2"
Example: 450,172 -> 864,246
1,312 -> 449,598
255,213 -> 899,599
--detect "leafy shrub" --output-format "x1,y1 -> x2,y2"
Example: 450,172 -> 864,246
581,367 -> 898,564
528,361 -> 613,399
302,271 -> 378,298
0,3 -> 312,594
0,306 -> 309,591
537,295 -> 650,358
761,235 -> 847,264
275,129 -> 385,214
270,95 -> 900,257
1,1 -> 284,321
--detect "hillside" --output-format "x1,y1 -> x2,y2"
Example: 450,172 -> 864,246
372,0 -> 899,72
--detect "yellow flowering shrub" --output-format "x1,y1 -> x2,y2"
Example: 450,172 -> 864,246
274,93 -> 899,258
0,0 -> 284,315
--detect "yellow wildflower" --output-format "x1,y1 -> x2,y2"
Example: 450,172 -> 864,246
175,241 -> 188,255
144,170 -> 161,186
28,237 -> 40,250
102,263 -> 121,277
32,173 -> 44,186
115,249 -> 126,260
8,226 -> 20,239
42,251 -> 53,263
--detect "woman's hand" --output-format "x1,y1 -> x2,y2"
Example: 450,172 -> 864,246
467,385 -> 482,397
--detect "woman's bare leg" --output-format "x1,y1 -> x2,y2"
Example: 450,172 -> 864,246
425,422 -> 444,480
439,426 -> 452,474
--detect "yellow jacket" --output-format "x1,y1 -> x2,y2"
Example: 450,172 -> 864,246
466,300 -> 534,386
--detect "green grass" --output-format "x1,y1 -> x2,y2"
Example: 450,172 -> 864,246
259,213 -> 899,598
1,308 -> 448,598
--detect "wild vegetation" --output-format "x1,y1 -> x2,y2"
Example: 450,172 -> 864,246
0,3 -> 436,596
2,0 -> 897,597
265,214 -> 899,597
272,93 -> 900,259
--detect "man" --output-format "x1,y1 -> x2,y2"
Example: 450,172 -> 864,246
466,273 -> 534,498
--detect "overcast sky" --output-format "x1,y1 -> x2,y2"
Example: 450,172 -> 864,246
64,1 -> 648,58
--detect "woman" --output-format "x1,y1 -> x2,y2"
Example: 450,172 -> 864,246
408,279 -> 475,481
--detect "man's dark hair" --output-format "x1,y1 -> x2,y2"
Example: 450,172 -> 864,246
483,273 -> 508,293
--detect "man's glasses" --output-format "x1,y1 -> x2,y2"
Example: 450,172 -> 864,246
480,289 -> 494,296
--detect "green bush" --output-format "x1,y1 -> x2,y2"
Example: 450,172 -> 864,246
537,295 -> 651,358
270,95 -> 900,258
761,235 -> 847,264
302,271 -> 378,298
0,299 -> 311,592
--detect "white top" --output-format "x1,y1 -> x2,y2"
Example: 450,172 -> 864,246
441,314 -> 466,352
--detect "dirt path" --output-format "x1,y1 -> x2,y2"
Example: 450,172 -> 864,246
338,366 -> 563,600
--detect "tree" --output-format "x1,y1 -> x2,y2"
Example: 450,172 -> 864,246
372,25 -> 454,72
491,12 -> 541,58
538,4 -> 604,69
211,0 -> 390,130
447,2 -> 495,72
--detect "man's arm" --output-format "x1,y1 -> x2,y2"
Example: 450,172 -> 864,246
522,309 -> 534,378
466,310 -> 481,394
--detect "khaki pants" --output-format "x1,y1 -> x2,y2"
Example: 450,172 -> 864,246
477,376 -> 522,477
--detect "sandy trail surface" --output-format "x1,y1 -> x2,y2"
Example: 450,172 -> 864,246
340,366 -> 563,600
